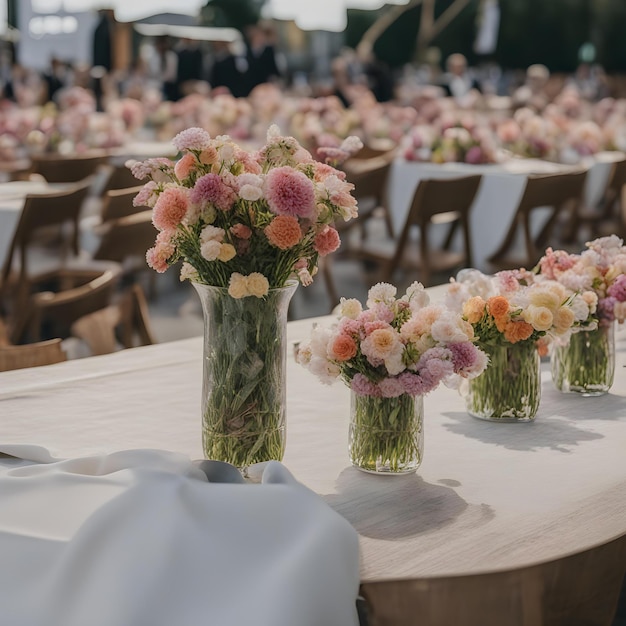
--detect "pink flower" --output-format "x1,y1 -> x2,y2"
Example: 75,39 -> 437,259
378,377 -> 405,398
190,173 -> 236,211
235,149 -> 263,174
128,157 -> 173,180
363,320 -> 389,335
172,127 -> 212,152
370,302 -> 395,324
133,181 -> 158,207
608,275 -> 626,301
351,373 -> 381,397
230,223 -> 252,239
338,318 -> 362,336
464,146 -> 484,164
265,166 -> 316,219
314,226 -> 340,256
146,231 -> 175,273
152,187 -> 189,231
174,153 -> 197,180
399,372 -> 429,396
313,162 -> 346,182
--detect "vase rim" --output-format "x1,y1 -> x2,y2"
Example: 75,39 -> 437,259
192,279 -> 299,295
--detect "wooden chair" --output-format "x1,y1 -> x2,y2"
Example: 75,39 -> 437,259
0,338 -> 67,372
29,153 -> 109,183
569,157 -> 626,241
0,178 -> 94,311
92,210 -> 157,295
342,155 -> 395,240
12,267 -> 120,344
487,169 -> 588,272
348,175 -> 482,288
99,186 -> 148,222
101,162 -> 145,194
360,534 -> 626,626
70,284 -> 156,355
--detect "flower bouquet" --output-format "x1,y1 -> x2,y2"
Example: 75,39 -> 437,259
132,124 -> 361,468
537,236 -> 626,395
298,282 -> 488,473
446,269 -> 586,420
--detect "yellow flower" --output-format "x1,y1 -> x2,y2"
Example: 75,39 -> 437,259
528,288 -> 561,311
228,273 -> 249,299
523,305 -> 553,331
463,296 -> 486,324
553,307 -> 575,334
246,273 -> 269,298
218,243 -> 236,262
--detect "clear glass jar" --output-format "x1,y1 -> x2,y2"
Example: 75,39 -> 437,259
466,340 -> 541,422
193,281 -> 297,470
349,392 -> 424,474
551,322 -> 615,396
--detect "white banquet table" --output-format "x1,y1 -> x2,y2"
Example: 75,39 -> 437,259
387,152 -> 624,271
1,287 -> 625,624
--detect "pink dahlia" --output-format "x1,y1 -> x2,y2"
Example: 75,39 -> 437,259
314,226 -> 341,256
190,173 -> 236,211
265,166 -> 316,219
152,187 -> 188,231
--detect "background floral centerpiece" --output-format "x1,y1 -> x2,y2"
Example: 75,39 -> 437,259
536,236 -> 626,394
445,269 -> 586,420
132,124 -> 361,468
298,282 -> 488,473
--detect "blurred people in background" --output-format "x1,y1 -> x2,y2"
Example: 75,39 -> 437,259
92,8 -> 116,110
362,51 -> 395,102
330,56 -> 352,108
512,63 -> 551,110
146,36 -> 178,101
176,38 -> 205,98
567,62 -> 611,101
2,64 -> 43,106
210,40 -> 249,98
439,53 -> 482,100
41,57 -> 70,104
246,22 -> 284,93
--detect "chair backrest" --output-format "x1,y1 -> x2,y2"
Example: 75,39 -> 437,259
100,186 -> 148,222
0,338 -> 67,372
488,169 -> 587,270
93,211 -> 157,263
1,177 -> 94,289
30,153 -> 108,183
102,163 -> 145,193
386,175 -> 482,287
70,284 -> 156,355
344,157 -> 392,207
19,268 -> 120,343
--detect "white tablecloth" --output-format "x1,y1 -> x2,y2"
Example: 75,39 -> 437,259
387,152 -> 623,271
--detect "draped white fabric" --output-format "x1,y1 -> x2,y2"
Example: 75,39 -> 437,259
0,447 -> 360,626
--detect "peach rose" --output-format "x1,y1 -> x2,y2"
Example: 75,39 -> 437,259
463,296 -> 486,324
329,334 -> 358,361
523,305 -> 553,331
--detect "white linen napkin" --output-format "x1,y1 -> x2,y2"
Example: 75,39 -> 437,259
0,447 -> 360,626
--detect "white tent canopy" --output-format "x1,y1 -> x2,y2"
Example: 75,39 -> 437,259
262,0 -> 411,32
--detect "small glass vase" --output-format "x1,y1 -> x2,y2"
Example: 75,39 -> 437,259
551,322 -> 615,396
193,281 -> 298,470
466,340 -> 541,422
349,392 -> 424,474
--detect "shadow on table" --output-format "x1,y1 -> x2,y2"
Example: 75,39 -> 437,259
323,468 -> 494,540
540,385 -> 626,421
442,411 -> 604,453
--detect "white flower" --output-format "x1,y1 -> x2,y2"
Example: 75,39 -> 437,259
340,135 -> 364,153
267,124 -> 281,140
239,184 -> 263,201
570,294 -> 592,322
309,324 -> 331,358
201,240 -> 222,261
228,273 -> 248,298
430,313 -> 473,343
218,143 -> 235,162
339,297 -> 362,319
366,282 -> 397,308
179,262 -> 199,282
245,273 -> 269,298
384,351 -> 406,376
307,356 -> 341,384
405,281 -> 430,309
200,225 -> 225,243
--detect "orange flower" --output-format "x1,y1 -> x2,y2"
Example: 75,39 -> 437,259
503,320 -> 534,344
265,215 -> 302,250
487,296 -> 510,320
463,296 -> 486,324
329,334 -> 358,361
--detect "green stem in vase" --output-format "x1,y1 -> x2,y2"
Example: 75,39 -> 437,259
349,393 -> 423,473
467,340 -> 540,421
551,324 -> 615,395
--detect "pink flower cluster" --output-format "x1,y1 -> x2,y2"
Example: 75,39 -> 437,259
136,124 -> 359,292
537,236 -> 626,326
298,282 -> 488,396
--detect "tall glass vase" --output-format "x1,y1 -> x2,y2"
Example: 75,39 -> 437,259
349,392 -> 424,474
466,340 -> 541,422
551,322 -> 615,396
193,281 -> 297,470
